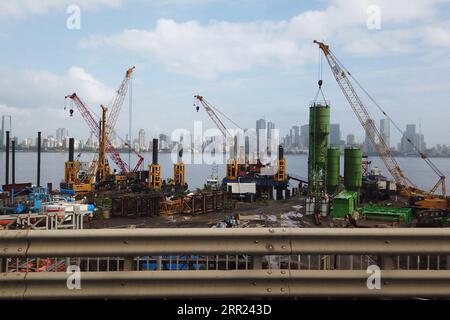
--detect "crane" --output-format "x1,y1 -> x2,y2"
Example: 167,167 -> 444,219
65,67 -> 144,175
194,95 -> 239,179
314,40 -> 448,212
65,92 -> 129,173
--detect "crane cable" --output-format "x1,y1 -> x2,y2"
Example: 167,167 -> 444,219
329,49 -> 444,179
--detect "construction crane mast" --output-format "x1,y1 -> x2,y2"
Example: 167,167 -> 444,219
314,40 -> 448,211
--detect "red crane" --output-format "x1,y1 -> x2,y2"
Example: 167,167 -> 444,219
65,93 -> 130,173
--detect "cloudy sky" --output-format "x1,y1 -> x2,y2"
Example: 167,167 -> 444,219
0,0 -> 449,146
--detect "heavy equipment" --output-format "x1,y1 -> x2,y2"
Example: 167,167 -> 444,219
314,40 -> 449,213
64,67 -> 144,191
194,95 -> 239,180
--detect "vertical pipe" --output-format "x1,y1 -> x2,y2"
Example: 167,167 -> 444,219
37,131 -> 41,187
5,131 -> 9,185
279,145 -> 284,160
68,138 -> 74,162
152,139 -> 158,165
11,139 -> 15,185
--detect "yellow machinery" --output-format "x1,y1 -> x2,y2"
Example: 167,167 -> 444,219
148,138 -> 162,189
149,164 -> 162,189
62,138 -> 93,193
315,40 -> 449,213
174,162 -> 185,186
274,159 -> 286,182
226,158 -> 238,180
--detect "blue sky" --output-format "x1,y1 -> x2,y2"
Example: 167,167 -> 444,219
0,0 -> 449,147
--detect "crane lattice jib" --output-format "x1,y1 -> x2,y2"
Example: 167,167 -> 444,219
314,41 -> 416,190
194,95 -> 233,141
106,66 -> 135,140
66,93 -> 130,173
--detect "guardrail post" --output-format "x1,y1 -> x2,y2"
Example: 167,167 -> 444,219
380,256 -> 395,270
0,258 -> 7,273
157,256 -> 162,270
124,257 -> 134,271
253,255 -> 262,270
447,256 -> 450,270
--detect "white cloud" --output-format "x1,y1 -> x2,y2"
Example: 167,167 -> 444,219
425,22 -> 450,48
78,0 -> 449,78
0,66 -> 114,112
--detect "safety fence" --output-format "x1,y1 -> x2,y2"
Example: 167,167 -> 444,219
1,228 -> 450,298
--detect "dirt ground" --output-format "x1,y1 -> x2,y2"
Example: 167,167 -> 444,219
88,194 -> 338,229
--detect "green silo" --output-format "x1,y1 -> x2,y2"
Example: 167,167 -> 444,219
344,147 -> 362,192
326,147 -> 340,193
308,103 -> 330,195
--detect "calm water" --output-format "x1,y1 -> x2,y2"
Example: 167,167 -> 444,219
0,152 -> 449,192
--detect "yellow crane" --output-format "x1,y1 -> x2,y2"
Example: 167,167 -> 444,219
314,40 -> 449,212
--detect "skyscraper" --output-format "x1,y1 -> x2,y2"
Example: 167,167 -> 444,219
56,128 -> 68,146
300,124 -> 309,149
138,129 -> 146,151
363,118 -> 376,154
329,124 -> 341,146
346,134 -> 355,146
256,119 -> 266,158
380,119 -> 390,148
290,125 -> 300,148
267,121 -> 276,152
1,115 -> 12,148
401,124 -> 426,154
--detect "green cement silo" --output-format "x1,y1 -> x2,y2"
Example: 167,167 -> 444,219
326,147 -> 340,193
344,147 -> 362,192
308,103 -> 330,195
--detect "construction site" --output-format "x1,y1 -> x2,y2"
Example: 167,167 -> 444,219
1,40 -> 449,300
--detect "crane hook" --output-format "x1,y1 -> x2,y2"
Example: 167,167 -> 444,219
69,109 -> 74,117
318,79 -> 323,88
196,105 -> 200,112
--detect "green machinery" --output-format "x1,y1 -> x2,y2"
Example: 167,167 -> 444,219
308,102 -> 330,196
359,205 -> 412,224
332,191 -> 358,218
326,147 -> 340,193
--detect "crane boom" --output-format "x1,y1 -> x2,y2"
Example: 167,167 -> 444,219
65,93 -> 130,173
314,40 -> 446,198
314,40 -> 416,191
194,95 -> 233,141
106,66 -> 135,140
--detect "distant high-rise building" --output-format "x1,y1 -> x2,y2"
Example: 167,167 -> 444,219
363,118 -> 376,154
138,129 -> 146,151
267,121 -> 276,153
290,125 -> 300,149
56,128 -> 68,146
159,133 -> 171,151
346,134 -> 355,146
401,124 -> 426,154
380,119 -> 390,148
329,124 -> 341,146
1,115 -> 12,148
256,119 -> 266,157
300,125 -> 309,149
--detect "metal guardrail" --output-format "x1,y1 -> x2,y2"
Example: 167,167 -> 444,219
2,228 -> 450,257
1,228 -> 450,299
